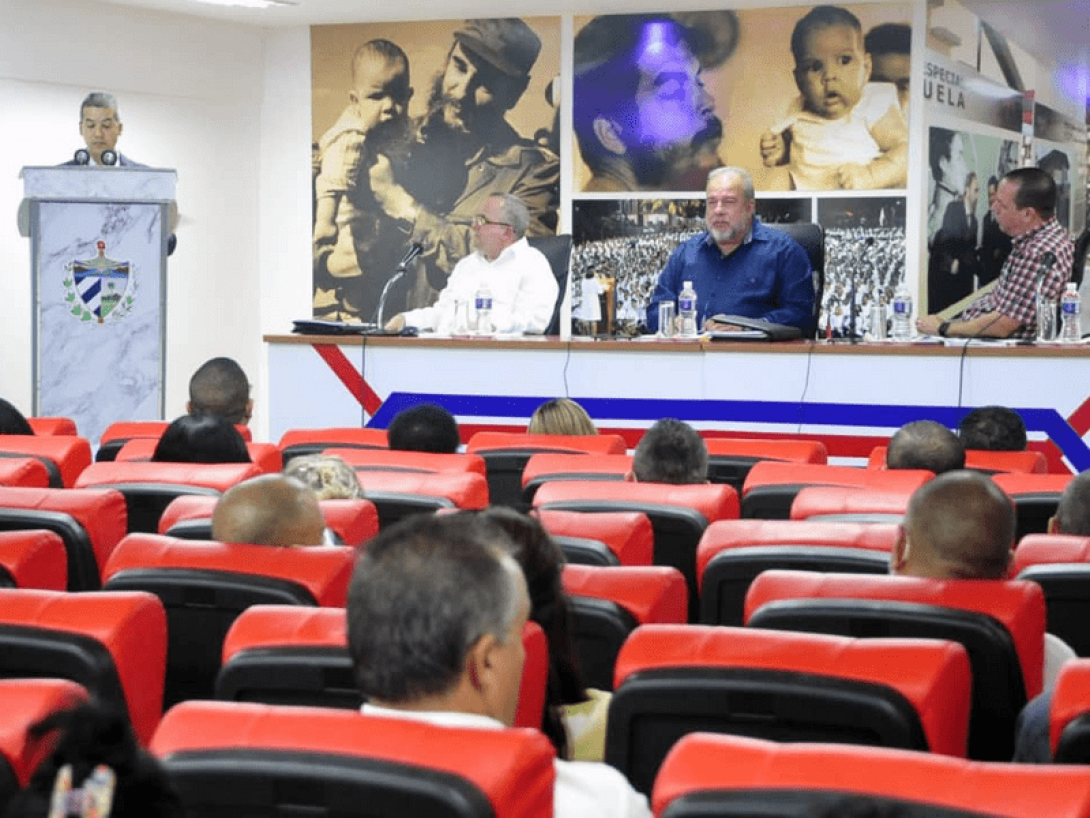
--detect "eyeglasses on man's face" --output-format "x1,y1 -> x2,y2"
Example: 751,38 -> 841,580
473,214 -> 512,229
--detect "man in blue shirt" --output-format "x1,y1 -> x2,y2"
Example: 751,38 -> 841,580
646,166 -> 814,334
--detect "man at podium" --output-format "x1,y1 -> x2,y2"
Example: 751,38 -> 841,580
63,92 -> 146,168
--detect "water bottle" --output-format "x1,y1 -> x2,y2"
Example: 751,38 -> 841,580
1061,282 -> 1081,342
474,283 -> 493,336
678,280 -> 698,338
891,283 -> 913,341
1036,280 -> 1057,342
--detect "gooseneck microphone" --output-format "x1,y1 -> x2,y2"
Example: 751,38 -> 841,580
73,149 -> 90,165
377,242 -> 424,327
100,150 -> 118,166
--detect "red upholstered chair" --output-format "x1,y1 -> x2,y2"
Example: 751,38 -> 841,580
158,495 -> 379,547
351,471 -> 489,527
994,473 -> 1075,541
0,434 -> 92,488
1014,533 -> 1090,656
867,446 -> 1048,475
535,480 -> 738,621
329,447 -> 486,476
114,438 -> 283,473
0,589 -> 166,745
26,417 -> 78,436
102,534 -> 355,707
652,733 -> 1090,818
0,679 -> 89,811
702,437 -> 827,494
536,509 -> 654,567
520,453 -> 632,506
0,459 -> 50,489
744,570 -> 1046,761
214,607 -> 549,732
99,421 -> 253,462
465,431 -> 627,510
74,460 -> 262,533
560,564 -> 687,691
0,486 -> 128,591
278,427 -> 389,462
696,519 -> 901,626
789,485 -> 913,522
150,701 -> 555,818
1051,659 -> 1090,762
606,625 -> 971,795
0,530 -> 67,590
742,462 -> 932,520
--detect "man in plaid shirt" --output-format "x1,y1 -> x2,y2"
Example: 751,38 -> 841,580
918,167 -> 1074,339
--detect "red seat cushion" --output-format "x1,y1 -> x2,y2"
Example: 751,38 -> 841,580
103,534 -> 356,607
789,486 -> 914,520
868,446 -> 1048,474
744,570 -> 1047,698
1014,533 -> 1090,575
536,509 -> 654,566
0,435 -> 92,488
467,431 -> 626,455
0,589 -> 166,744
0,679 -> 90,785
0,530 -> 67,590
522,454 -> 632,488
535,481 -> 739,524
353,471 -> 489,509
150,701 -> 555,818
1050,659 -> 1090,757
328,448 -> 486,476
26,418 -> 78,436
744,461 -> 932,495
0,459 -> 50,489
615,624 -> 970,757
114,439 -> 282,472
652,733 -> 1090,818
704,437 -> 827,463
75,460 -> 262,492
278,427 -> 388,453
561,564 -> 687,625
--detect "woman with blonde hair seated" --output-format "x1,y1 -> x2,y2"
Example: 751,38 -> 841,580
283,453 -> 364,500
527,398 -> 597,436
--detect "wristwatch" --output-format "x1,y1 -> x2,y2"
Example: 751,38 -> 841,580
938,321 -> 952,337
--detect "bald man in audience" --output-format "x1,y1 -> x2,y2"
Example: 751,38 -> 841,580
886,420 -> 965,474
188,357 -> 253,426
891,471 -> 1074,691
1014,468 -> 1090,762
211,474 -> 326,547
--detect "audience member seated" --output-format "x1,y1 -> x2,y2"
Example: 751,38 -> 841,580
0,399 -> 33,436
629,419 -> 707,484
892,470 -> 1074,691
386,404 -> 460,454
346,512 -> 651,818
5,700 -> 182,818
886,420 -> 965,474
482,507 -> 607,761
150,415 -> 251,464
527,399 -> 598,436
283,454 -> 365,500
187,357 -> 252,426
1014,468 -> 1090,762
958,406 -> 1028,451
211,475 -> 325,547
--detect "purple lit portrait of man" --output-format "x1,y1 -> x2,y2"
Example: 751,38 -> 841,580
573,14 -> 726,192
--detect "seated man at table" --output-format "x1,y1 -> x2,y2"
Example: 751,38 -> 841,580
384,193 -> 558,335
917,167 -> 1074,340
645,166 -> 814,334
347,512 -> 652,817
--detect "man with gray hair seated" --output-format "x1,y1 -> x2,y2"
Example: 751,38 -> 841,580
629,418 -> 708,484
384,192 -> 558,334
886,419 -> 965,474
347,512 -> 651,817
211,474 -> 326,547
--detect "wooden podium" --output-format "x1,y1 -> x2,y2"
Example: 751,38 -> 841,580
21,166 -> 176,445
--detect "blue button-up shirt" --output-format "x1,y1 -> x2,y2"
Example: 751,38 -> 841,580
645,219 -> 814,333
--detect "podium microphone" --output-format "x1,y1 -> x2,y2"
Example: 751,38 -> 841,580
396,241 -> 423,271
100,150 -> 118,167
73,149 -> 90,165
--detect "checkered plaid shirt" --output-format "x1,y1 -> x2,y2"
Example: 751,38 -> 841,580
961,216 -> 1074,338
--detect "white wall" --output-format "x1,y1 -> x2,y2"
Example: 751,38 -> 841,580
0,0 -> 264,433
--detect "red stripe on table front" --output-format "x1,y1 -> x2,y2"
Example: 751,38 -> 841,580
312,344 -> 382,416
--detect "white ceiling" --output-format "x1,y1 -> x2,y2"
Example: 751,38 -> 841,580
96,0 -> 1090,88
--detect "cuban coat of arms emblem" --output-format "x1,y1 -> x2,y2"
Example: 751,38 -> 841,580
64,240 -> 137,324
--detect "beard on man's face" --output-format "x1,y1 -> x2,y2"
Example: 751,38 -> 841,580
364,115 -> 412,161
423,72 -> 475,136
630,113 -> 724,188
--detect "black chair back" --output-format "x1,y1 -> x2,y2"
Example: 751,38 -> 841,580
768,222 -> 824,339
528,233 -> 573,336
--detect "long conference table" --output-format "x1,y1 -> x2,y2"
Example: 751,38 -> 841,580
266,334 -> 1090,472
